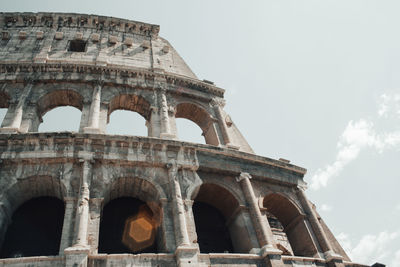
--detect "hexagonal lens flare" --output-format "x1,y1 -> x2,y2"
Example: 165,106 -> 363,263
122,206 -> 156,252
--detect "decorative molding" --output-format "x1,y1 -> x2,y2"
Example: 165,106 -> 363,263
0,12 -> 160,37
0,62 -> 225,97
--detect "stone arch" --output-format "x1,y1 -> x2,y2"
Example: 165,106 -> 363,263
191,182 -> 254,253
263,193 -> 318,257
0,175 -> 66,214
36,89 -> 84,117
0,176 -> 66,256
175,102 -> 219,146
108,94 -> 151,121
102,176 -> 166,207
98,176 -> 165,254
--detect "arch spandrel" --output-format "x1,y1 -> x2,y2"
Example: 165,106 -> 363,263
108,94 -> 152,121
93,175 -> 166,207
36,89 -> 84,117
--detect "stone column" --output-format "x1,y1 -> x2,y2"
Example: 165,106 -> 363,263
83,81 -> 103,134
236,172 -> 281,256
59,198 -> 76,254
296,188 -> 343,263
166,162 -> 190,247
0,80 -> 33,133
64,159 -> 92,267
88,198 -> 103,254
159,90 -> 174,139
210,98 -> 232,146
75,159 -> 91,247
166,163 -> 199,267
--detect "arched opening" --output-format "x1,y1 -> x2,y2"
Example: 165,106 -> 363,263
192,183 -> 252,253
37,90 -> 83,132
263,193 -> 317,257
98,197 -> 158,254
0,91 -> 10,126
39,106 -> 81,132
107,110 -> 147,136
175,118 -> 205,144
193,202 -> 232,253
0,197 -> 65,258
107,94 -> 151,136
175,103 -> 219,146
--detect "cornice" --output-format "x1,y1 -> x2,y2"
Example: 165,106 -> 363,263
0,62 -> 225,97
0,12 -> 159,37
0,132 -> 307,177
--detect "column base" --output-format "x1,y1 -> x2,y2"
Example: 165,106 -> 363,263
0,127 -> 19,134
64,245 -> 90,267
175,245 -> 199,267
324,250 -> 344,267
251,245 -> 282,258
160,132 -> 176,139
83,127 -> 101,134
225,143 -> 239,150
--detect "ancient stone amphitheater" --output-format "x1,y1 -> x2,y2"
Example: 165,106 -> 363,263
0,12 -> 367,267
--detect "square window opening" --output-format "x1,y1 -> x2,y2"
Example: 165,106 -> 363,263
68,40 -> 87,52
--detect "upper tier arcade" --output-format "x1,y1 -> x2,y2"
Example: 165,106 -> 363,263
0,12 -> 253,153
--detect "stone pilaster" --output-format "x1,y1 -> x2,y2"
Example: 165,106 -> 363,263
0,80 -> 33,133
166,162 -> 190,248
83,80 -> 103,134
236,172 -> 282,257
211,98 -> 232,147
296,187 -> 343,265
64,159 -> 93,267
159,90 -> 174,139
166,162 -> 199,267
88,198 -> 103,254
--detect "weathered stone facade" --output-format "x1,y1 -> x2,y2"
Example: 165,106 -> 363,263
0,12 -> 368,267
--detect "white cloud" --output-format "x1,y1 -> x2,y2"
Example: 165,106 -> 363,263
392,249 -> 400,267
378,93 -> 400,118
310,93 -> 400,190
320,204 -> 332,212
338,231 -> 399,265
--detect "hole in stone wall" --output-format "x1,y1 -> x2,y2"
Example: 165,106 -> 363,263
0,197 -> 64,258
39,106 -> 81,132
193,202 -> 233,253
98,197 -> 158,254
107,110 -> 148,137
175,118 -> 205,144
68,40 -> 87,52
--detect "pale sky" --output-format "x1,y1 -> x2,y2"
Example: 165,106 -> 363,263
1,1 -> 400,265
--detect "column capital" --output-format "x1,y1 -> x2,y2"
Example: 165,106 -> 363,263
210,97 -> 226,108
236,172 -> 252,182
93,78 -> 104,87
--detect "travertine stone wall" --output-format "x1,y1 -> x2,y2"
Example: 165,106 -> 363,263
0,12 -> 367,267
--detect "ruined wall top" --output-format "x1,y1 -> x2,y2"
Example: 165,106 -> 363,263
0,12 -> 198,80
0,12 -> 160,37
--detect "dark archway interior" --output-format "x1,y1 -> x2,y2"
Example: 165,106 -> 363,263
98,197 -> 157,254
0,197 -> 65,258
193,201 -> 233,253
